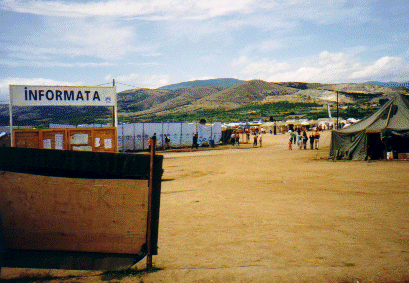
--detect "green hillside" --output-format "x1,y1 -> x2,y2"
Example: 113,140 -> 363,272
1,79 -> 406,126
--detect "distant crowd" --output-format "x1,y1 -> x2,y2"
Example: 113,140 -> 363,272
230,129 -> 263,147
228,126 -> 321,151
288,127 -> 320,150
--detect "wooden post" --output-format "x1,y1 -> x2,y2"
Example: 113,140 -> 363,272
146,138 -> 156,269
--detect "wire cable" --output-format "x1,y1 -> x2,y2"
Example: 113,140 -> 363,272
94,82 -> 112,86
116,81 -> 142,89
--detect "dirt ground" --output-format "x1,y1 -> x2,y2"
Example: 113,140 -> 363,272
1,131 -> 409,282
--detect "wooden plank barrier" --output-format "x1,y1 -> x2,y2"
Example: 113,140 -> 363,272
0,146 -> 163,271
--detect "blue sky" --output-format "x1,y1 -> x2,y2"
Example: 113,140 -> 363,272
1,0 -> 408,102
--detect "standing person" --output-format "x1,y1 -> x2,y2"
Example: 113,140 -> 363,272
259,134 -> 263,147
314,130 -> 320,150
297,132 -> 302,149
148,133 -> 157,152
309,133 -> 315,150
288,130 -> 293,150
231,132 -> 236,146
302,130 -> 308,149
235,132 -> 240,146
253,133 -> 258,147
297,126 -> 301,136
164,134 -> 170,149
246,130 -> 250,143
192,133 -> 198,149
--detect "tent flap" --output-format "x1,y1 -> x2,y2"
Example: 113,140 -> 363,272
330,130 -> 367,160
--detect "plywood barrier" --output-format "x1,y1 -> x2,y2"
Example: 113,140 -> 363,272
0,172 -> 148,254
0,147 -> 163,270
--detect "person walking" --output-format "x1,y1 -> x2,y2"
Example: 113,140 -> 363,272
302,130 -> 308,149
314,130 -> 320,150
259,134 -> 263,147
297,132 -> 302,149
253,133 -> 258,147
148,133 -> 157,152
309,133 -> 315,150
231,132 -> 236,146
288,130 -> 293,150
164,134 -> 170,149
192,133 -> 198,149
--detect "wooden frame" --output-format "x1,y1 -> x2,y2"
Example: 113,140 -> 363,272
13,127 -> 118,153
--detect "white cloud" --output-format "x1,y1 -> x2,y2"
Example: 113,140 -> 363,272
1,0 -> 372,25
49,18 -> 136,60
1,0 -> 255,19
231,52 -> 409,83
0,58 -> 114,68
231,56 -> 291,80
0,77 -> 82,102
3,17 -> 157,61
350,57 -> 409,81
107,73 -> 170,89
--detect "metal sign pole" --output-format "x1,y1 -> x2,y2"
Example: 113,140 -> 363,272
112,80 -> 118,128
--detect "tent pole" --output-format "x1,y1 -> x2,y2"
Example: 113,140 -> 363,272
336,91 -> 339,129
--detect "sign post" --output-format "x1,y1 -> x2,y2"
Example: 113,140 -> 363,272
9,85 -> 117,147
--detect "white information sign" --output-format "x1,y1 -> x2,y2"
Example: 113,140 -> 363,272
9,85 -> 116,107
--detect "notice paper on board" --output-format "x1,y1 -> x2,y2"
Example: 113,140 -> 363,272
43,139 -> 51,149
95,137 -> 101,147
70,134 -> 88,145
55,134 -> 64,150
104,138 -> 112,149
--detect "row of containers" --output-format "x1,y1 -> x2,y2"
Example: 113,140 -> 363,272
48,122 -> 223,152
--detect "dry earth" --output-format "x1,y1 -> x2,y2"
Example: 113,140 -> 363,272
1,131 -> 409,282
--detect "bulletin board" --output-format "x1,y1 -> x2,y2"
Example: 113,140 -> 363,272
14,127 -> 117,153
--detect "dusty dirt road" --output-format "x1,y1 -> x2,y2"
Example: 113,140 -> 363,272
1,131 -> 409,282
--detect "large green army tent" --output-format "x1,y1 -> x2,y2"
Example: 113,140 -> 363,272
330,93 -> 409,160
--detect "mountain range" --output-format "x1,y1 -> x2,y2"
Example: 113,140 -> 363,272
1,79 -> 407,125
158,78 -> 245,90
118,79 -> 407,117
365,81 -> 409,88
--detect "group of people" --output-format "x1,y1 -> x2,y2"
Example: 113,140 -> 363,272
231,131 -> 263,147
148,133 -> 171,151
230,132 -> 240,146
253,132 -> 262,147
288,128 -> 320,150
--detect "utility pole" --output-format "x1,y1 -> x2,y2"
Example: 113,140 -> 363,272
336,91 -> 339,129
